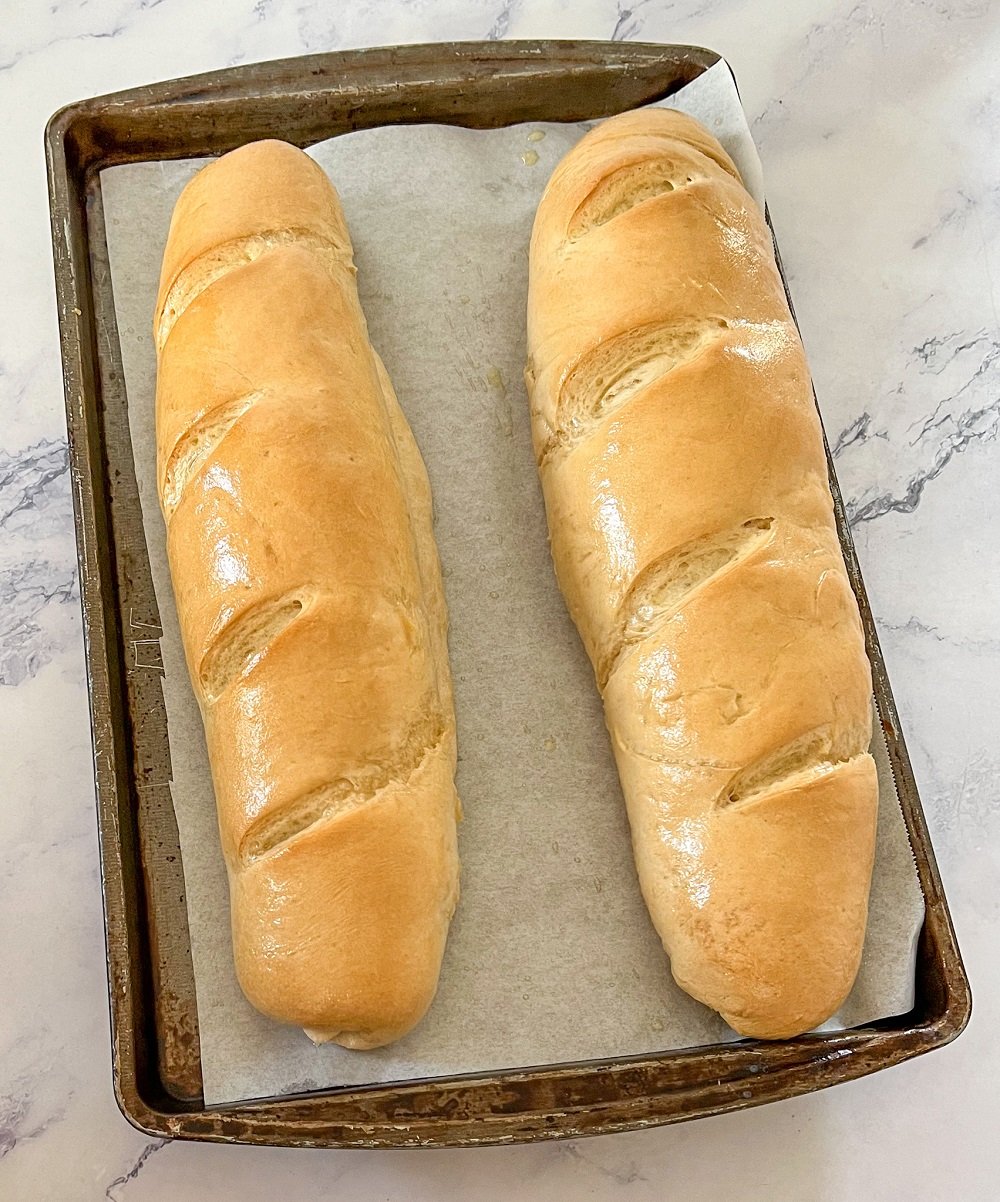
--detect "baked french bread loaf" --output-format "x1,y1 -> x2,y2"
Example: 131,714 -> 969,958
154,140 -> 460,1049
525,109 -> 878,1039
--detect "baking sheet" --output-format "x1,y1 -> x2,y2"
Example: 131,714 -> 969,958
102,60 -> 924,1107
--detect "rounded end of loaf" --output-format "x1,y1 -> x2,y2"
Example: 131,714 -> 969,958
154,138 -> 351,351
531,107 -> 744,252
303,1025 -> 406,1051
656,755 -> 880,1041
229,746 -> 460,1050
568,106 -> 742,178
526,107 -> 767,462
716,1004 -> 844,1043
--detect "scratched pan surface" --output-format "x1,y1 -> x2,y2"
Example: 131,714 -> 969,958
46,40 -> 970,1148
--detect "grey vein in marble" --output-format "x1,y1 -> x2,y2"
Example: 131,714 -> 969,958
0,438 -> 77,685
830,410 -> 884,456
826,317 -> 1000,524
610,0 -> 649,42
558,1140 -> 645,1186
0,438 -> 68,531
0,560 -> 77,686
750,2 -> 880,144
0,1087 -> 65,1162
486,0 -> 519,40
105,1140 -> 169,1201
881,614 -> 1000,655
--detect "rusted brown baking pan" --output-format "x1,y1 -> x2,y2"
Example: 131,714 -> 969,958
46,39 -> 970,1148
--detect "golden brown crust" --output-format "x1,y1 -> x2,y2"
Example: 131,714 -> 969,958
526,108 -> 877,1039
232,741 -> 459,1048
155,140 -> 459,1048
154,140 -> 351,350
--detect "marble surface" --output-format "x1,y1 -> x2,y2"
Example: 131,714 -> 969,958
1,0 -> 997,1197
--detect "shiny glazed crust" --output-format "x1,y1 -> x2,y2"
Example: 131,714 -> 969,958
526,109 -> 878,1039
154,140 -> 460,1049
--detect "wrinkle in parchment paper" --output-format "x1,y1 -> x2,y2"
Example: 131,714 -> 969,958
102,61 -> 924,1106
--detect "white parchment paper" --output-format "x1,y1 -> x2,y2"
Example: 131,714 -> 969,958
102,61 -> 924,1106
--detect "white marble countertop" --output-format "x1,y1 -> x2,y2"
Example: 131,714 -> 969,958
2,1 -> 997,1198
